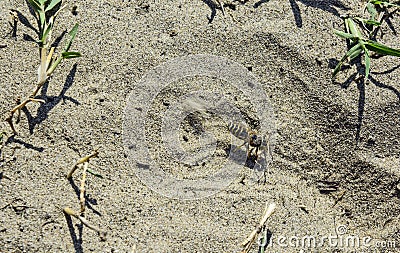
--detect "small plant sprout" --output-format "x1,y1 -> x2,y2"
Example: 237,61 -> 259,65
5,0 -> 81,134
332,1 -> 400,80
64,149 -> 105,240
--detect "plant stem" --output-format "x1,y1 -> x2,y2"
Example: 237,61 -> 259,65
67,149 -> 99,179
5,84 -> 44,134
63,207 -> 107,240
80,162 -> 88,214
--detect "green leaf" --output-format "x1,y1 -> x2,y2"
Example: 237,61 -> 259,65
354,17 -> 381,27
334,30 -> 357,40
38,0 -> 47,4
28,0 -> 42,13
332,43 -> 362,79
62,51 -> 81,59
40,23 -> 52,44
346,18 -> 363,38
39,10 -> 46,28
64,23 -> 79,52
365,40 -> 400,56
87,168 -> 103,178
45,0 -> 61,12
369,0 -> 400,7
349,48 -> 363,61
28,0 -> 46,28
366,2 -> 377,20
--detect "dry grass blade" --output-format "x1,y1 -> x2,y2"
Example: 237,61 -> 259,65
240,202 -> 276,253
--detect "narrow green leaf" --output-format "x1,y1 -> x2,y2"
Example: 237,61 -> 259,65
40,23 -> 52,44
28,0 -> 42,13
333,30 -> 357,40
366,2 -> 377,20
87,168 -> 103,178
38,0 -> 47,4
365,40 -> 400,56
332,43 -> 362,79
47,56 -> 62,76
349,48 -> 363,61
383,2 -> 400,7
62,51 -> 81,59
364,20 -> 381,26
45,0 -> 61,12
346,18 -> 363,38
39,11 -> 46,28
354,17 -> 381,27
64,23 -> 79,52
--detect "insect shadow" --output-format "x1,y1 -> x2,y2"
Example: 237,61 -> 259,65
225,144 -> 270,170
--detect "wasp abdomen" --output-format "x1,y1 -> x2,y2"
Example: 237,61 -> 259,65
228,122 -> 248,140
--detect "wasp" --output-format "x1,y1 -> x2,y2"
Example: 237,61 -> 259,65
228,122 -> 272,166
228,122 -> 271,158
228,122 -> 273,182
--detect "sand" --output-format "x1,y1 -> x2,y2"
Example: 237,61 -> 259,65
1,0 -> 400,252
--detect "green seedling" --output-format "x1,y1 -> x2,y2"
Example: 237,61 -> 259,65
5,0 -> 81,134
257,228 -> 268,253
332,1 -> 400,80
360,0 -> 400,37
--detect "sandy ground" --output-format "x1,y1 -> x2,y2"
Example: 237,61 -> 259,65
1,0 -> 400,252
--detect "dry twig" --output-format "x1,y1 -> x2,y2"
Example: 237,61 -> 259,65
79,163 -> 88,214
67,149 -> 99,179
63,207 -> 107,241
240,202 -> 276,253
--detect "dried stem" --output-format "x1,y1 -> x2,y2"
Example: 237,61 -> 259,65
67,149 -> 99,179
63,207 -> 107,241
240,202 -> 276,253
79,162 -> 88,214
